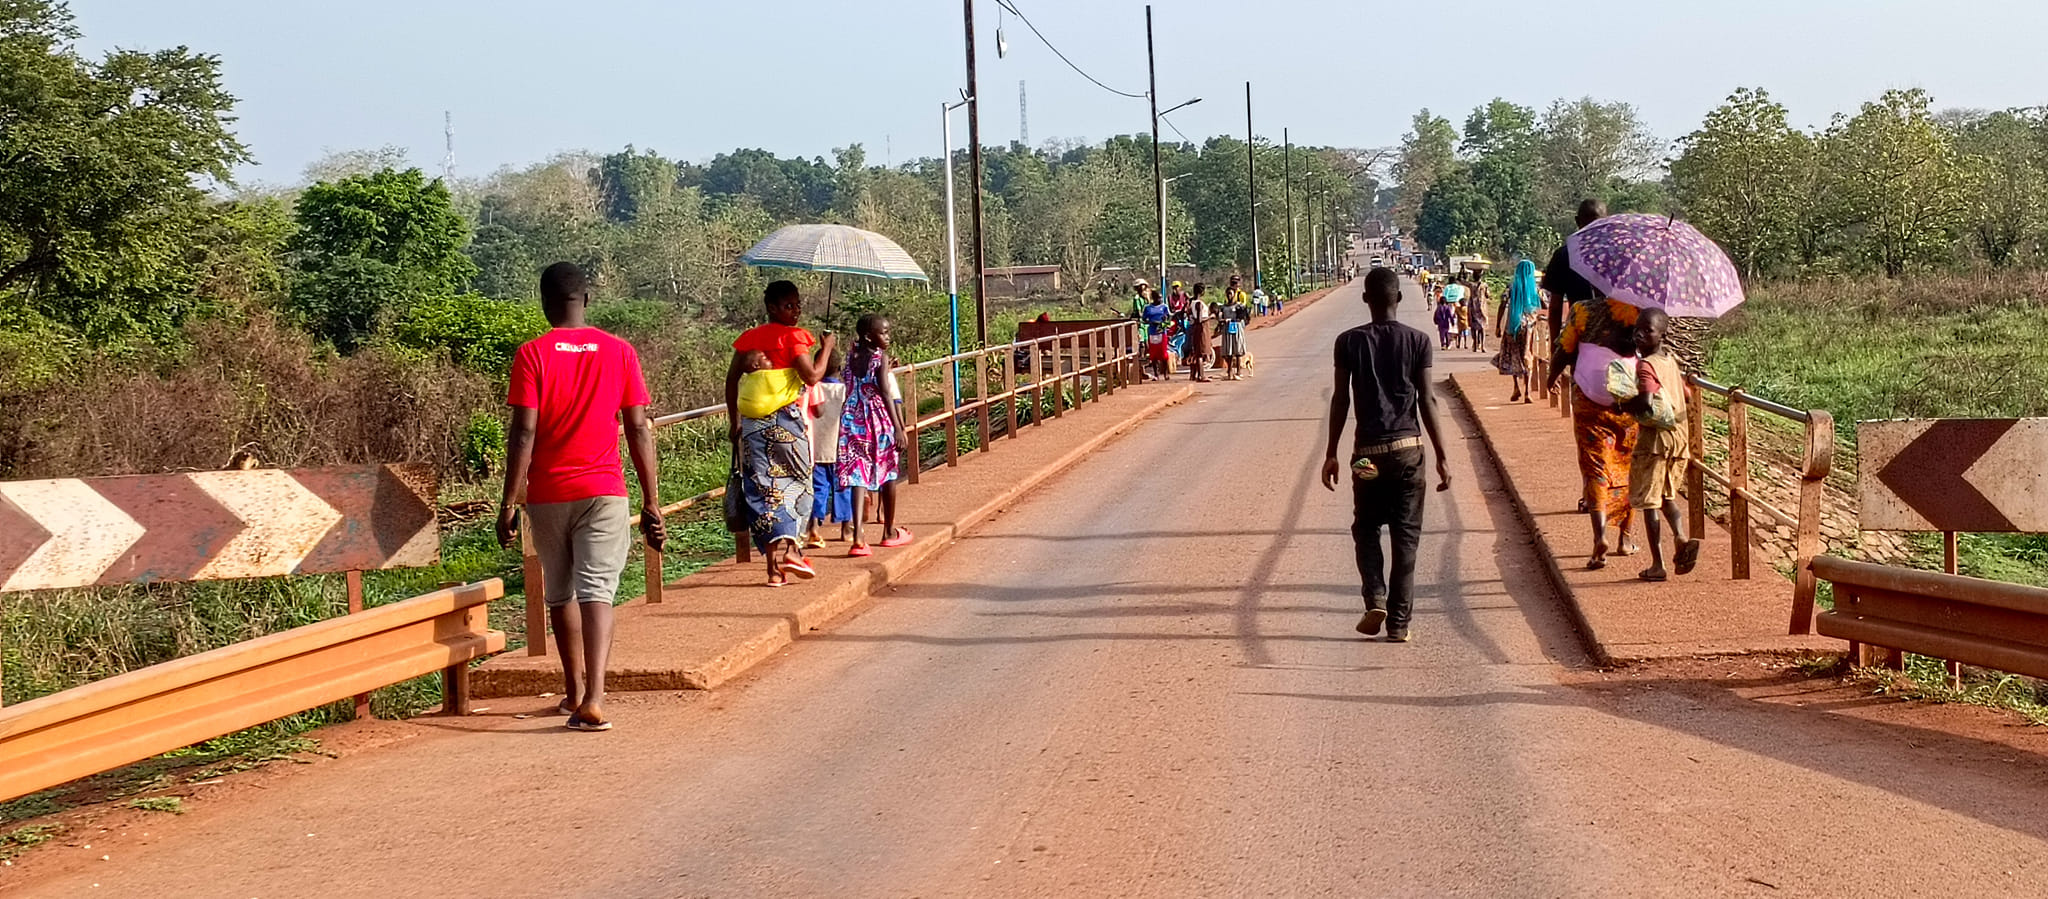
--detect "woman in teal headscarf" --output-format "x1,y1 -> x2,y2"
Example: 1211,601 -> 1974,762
1493,258 -> 1543,403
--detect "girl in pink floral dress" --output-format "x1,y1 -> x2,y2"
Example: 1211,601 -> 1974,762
837,314 -> 912,556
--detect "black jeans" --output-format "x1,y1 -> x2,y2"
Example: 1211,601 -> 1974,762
1350,445 -> 1426,632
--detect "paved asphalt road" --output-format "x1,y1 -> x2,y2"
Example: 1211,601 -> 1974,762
14,265 -> 2048,897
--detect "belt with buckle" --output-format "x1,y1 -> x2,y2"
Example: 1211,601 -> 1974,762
1355,436 -> 1423,456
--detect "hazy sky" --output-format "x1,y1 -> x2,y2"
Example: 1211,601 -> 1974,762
73,0 -> 2048,185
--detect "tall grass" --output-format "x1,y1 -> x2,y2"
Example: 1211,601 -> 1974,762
1707,273 -> 2048,428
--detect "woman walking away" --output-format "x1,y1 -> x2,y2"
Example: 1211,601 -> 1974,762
1552,294 -> 1643,570
1496,259 -> 1542,403
1186,283 -> 1214,382
1466,278 -> 1488,356
1218,289 -> 1251,379
839,314 -> 912,557
1142,287 -> 1172,381
727,280 -> 834,587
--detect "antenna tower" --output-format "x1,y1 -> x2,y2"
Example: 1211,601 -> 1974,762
1018,80 -> 1029,146
442,111 -> 455,181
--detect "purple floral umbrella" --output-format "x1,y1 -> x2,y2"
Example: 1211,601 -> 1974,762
1565,213 -> 1746,318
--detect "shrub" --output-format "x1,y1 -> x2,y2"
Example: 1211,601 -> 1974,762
385,293 -> 548,375
0,312 -> 499,483
587,299 -> 670,337
461,412 -> 505,479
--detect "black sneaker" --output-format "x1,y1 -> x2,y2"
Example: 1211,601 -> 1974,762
1356,609 -> 1387,636
1386,628 -> 1411,643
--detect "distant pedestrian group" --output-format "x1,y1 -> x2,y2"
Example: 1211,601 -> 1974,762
1132,273 -> 1268,383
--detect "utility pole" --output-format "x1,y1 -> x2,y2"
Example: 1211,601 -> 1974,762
1147,4 -> 1164,291
1245,82 -> 1259,291
1283,128 -> 1294,297
964,0 -> 988,347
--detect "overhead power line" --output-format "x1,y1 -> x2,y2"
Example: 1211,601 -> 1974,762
1162,116 -> 1192,145
993,0 -> 1149,100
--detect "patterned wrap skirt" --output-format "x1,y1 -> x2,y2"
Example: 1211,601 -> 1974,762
739,401 -> 814,553
1572,386 -> 1638,535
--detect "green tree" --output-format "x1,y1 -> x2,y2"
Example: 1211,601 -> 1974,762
1463,99 -> 1547,256
0,0 -> 251,341
1391,111 -> 1457,231
1538,98 -> 1663,228
1415,167 -> 1494,254
700,149 -> 835,220
592,146 -> 679,223
1670,88 -> 1813,277
1820,89 -> 1970,277
288,168 -> 476,349
1952,108 -> 2048,267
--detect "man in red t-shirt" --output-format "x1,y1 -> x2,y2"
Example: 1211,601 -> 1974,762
498,262 -> 664,732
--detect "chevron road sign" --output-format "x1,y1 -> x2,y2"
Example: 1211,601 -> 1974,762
0,464 -> 438,593
1859,419 -> 2048,533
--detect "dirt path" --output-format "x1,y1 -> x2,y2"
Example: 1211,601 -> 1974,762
9,276 -> 2048,897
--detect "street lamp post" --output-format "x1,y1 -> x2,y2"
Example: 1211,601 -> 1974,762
1283,128 -> 1294,297
941,95 -> 972,401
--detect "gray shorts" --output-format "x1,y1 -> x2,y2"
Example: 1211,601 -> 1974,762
526,495 -> 632,608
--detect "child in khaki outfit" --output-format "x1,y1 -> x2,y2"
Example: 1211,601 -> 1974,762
1620,308 -> 1700,581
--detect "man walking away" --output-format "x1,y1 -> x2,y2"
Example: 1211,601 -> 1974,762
1543,199 -> 1606,352
1321,268 -> 1451,642
498,262 -> 666,732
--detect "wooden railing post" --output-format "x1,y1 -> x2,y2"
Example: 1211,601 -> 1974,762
1100,327 -> 1116,396
942,359 -> 960,466
1080,329 -> 1095,404
1790,409 -> 1834,635
520,507 -> 547,657
1003,345 -> 1019,440
975,351 -> 992,453
1033,338 -> 1049,426
904,364 -> 923,484
346,570 -> 371,719
1727,390 -> 1752,581
1052,336 -> 1066,420
1686,378 -> 1707,541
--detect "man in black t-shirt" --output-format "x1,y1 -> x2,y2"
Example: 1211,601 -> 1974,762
1543,199 -> 1607,352
1321,269 -> 1451,643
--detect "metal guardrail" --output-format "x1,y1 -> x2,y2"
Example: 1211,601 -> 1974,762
1813,555 -> 2048,681
0,579 -> 505,802
1683,375 -> 1836,635
520,320 -> 1142,656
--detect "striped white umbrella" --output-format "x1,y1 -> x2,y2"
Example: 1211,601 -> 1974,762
739,223 -> 929,281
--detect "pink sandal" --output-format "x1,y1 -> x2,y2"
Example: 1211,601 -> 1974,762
879,527 -> 914,548
781,555 -> 817,579
848,544 -> 873,558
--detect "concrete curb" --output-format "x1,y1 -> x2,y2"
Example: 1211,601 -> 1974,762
1446,375 -> 1613,665
475,385 -> 1194,698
